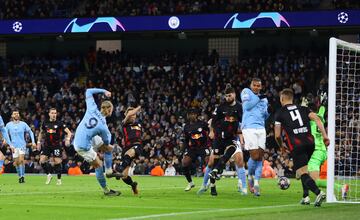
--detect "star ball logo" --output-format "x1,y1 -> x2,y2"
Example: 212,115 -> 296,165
12,21 -> 23,32
338,12 -> 349,24
168,16 -> 180,29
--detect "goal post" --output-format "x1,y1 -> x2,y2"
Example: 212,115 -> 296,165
327,37 -> 360,203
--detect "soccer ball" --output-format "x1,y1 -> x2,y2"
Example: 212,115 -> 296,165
338,12 -> 349,24
12,21 -> 23,32
278,176 -> 290,190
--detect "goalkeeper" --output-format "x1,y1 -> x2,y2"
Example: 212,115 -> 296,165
300,92 -> 348,204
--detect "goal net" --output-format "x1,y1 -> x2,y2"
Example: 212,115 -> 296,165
327,37 -> 360,203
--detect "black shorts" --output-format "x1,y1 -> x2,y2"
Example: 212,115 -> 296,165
0,146 -> 7,155
291,144 -> 315,171
212,139 -> 237,156
40,146 -> 63,158
183,148 -> 209,162
122,144 -> 143,158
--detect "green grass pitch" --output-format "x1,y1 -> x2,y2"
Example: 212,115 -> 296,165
0,175 -> 358,220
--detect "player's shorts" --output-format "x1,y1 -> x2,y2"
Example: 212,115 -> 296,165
12,148 -> 26,159
122,144 -> 143,157
183,148 -> 208,162
76,148 -> 97,163
291,144 -> 315,171
91,135 -> 104,152
40,146 -> 63,158
212,139 -> 237,156
308,149 -> 327,172
232,140 -> 242,156
242,128 -> 266,151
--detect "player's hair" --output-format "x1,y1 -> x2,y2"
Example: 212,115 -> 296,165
101,101 -> 113,112
280,88 -> 294,100
12,109 -> 20,113
224,83 -> 235,94
125,107 -> 135,116
251,78 -> 262,83
49,108 -> 57,112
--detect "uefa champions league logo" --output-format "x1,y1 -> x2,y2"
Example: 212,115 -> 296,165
338,12 -> 349,24
168,16 -> 180,29
224,12 -> 290,29
64,17 -> 125,33
12,21 -> 23,32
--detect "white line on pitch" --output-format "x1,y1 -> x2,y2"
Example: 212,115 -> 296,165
110,204 -> 300,220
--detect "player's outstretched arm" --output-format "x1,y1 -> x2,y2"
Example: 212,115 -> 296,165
64,127 -> 72,147
122,106 -> 141,124
309,112 -> 330,146
85,88 -> 111,110
24,123 -> 36,148
274,123 -> 283,148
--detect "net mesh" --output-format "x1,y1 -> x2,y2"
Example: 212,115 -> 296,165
334,41 -> 360,202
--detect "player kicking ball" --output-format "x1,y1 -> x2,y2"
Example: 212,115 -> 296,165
274,89 -> 329,207
73,88 -> 122,196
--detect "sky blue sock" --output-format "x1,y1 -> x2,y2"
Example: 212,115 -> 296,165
21,164 -> 25,177
247,158 -> 256,176
104,151 -> 113,171
254,160 -> 263,181
203,166 -> 211,186
0,160 -> 4,168
16,166 -> 20,177
95,167 -> 107,189
236,165 -> 247,189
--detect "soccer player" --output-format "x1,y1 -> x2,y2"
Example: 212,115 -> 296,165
6,110 -> 36,183
73,88 -> 121,196
37,108 -> 72,185
115,106 -> 142,195
0,115 -> 12,174
240,78 -> 269,196
208,84 -> 243,196
301,93 -> 348,204
274,88 -> 329,207
181,107 -> 209,191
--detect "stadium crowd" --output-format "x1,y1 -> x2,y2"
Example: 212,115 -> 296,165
1,0 -> 359,19
0,47 -> 340,178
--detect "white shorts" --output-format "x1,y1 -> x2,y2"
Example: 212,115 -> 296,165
13,148 -> 26,158
74,135 -> 104,163
243,128 -> 266,151
233,140 -> 242,156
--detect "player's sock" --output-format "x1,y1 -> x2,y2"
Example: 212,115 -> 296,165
203,166 -> 211,186
302,178 -> 309,198
54,164 -> 62,179
301,174 -> 320,195
214,147 -> 236,170
15,166 -> 20,177
95,167 -> 107,189
41,162 -> 51,175
183,166 -> 192,183
247,158 -> 256,176
254,160 -> 263,182
117,155 -> 132,173
236,165 -> 247,189
316,179 -> 327,188
210,175 -> 216,186
104,151 -> 113,173
21,164 -> 25,177
122,176 -> 134,186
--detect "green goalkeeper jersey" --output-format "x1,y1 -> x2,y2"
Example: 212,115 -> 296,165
310,105 -> 327,151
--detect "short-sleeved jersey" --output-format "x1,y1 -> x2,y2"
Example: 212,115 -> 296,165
184,121 -> 209,149
212,102 -> 242,140
41,120 -> 68,147
274,104 -> 314,151
121,122 -> 142,148
6,121 -> 35,149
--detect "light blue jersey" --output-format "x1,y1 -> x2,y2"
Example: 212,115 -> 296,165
240,88 -> 269,129
73,88 -> 111,151
6,121 -> 35,149
0,116 -> 11,145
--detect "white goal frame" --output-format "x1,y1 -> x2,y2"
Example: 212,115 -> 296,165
327,37 -> 360,203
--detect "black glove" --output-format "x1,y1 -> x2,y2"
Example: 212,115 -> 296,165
258,94 -> 267,99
